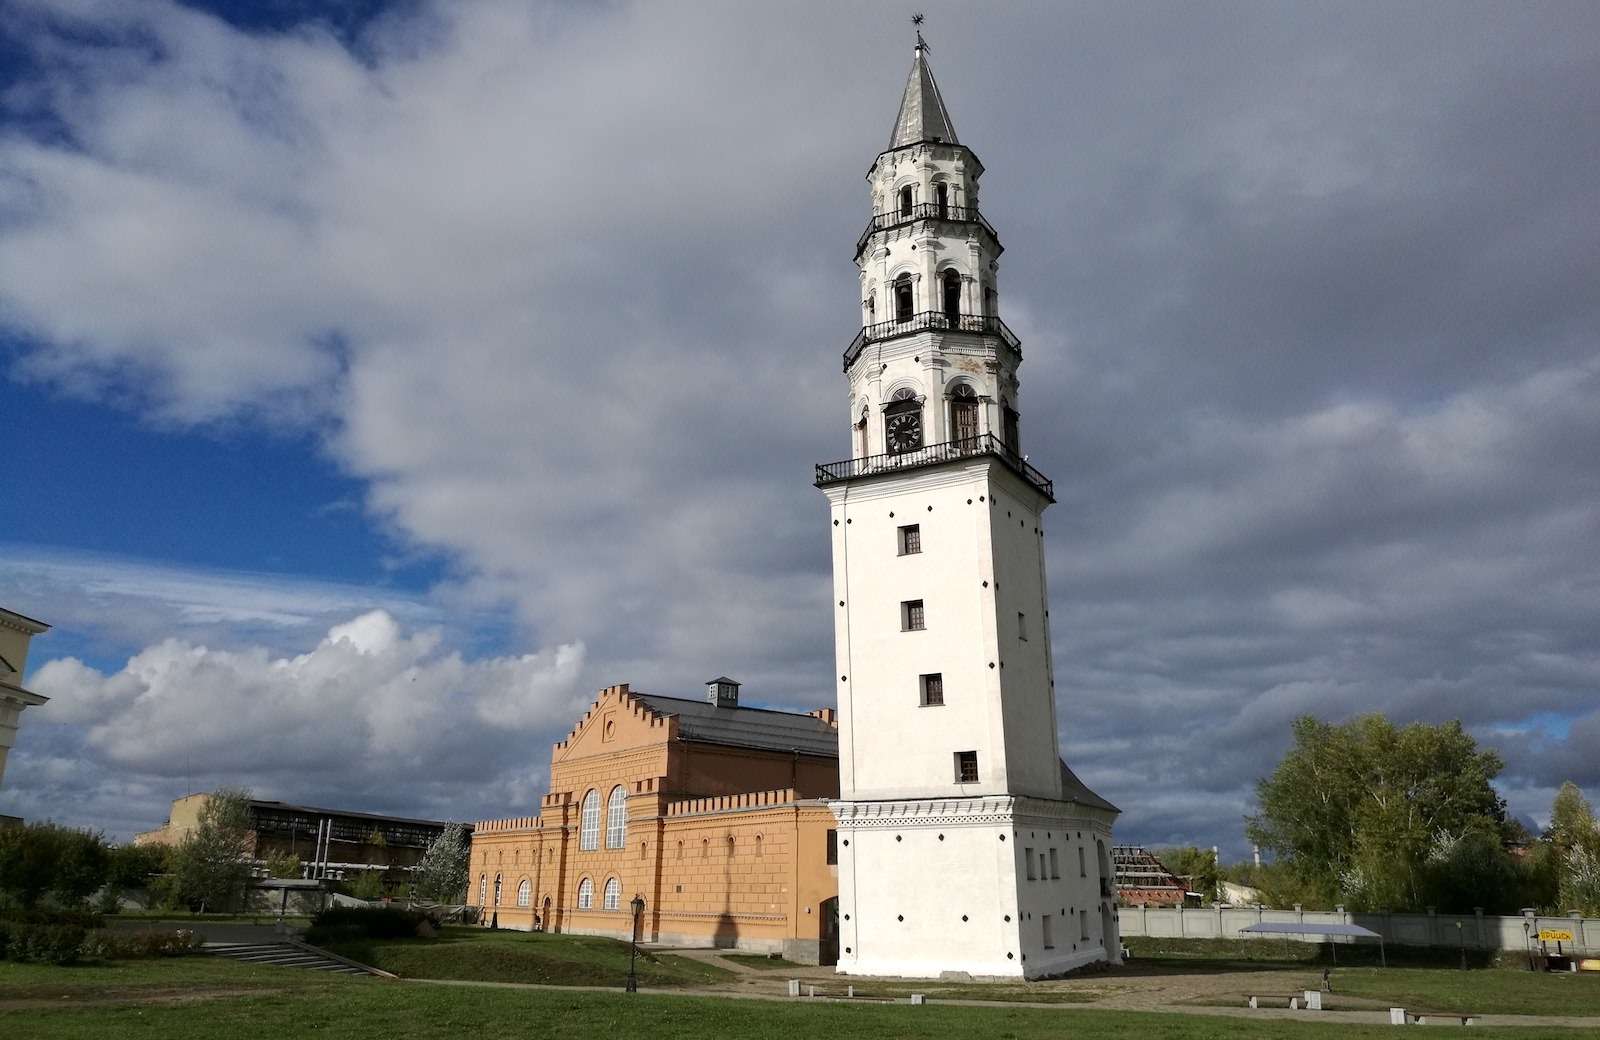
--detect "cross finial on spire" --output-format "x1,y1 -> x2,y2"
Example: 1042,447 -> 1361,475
912,13 -> 928,52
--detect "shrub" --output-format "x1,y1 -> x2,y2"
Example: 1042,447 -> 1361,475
81,928 -> 201,960
4,922 -> 88,965
305,906 -> 429,944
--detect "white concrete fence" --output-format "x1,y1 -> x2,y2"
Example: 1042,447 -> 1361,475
1118,904 -> 1598,953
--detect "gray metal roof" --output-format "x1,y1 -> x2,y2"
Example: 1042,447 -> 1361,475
1060,759 -> 1120,814
632,694 -> 839,758
888,38 -> 959,149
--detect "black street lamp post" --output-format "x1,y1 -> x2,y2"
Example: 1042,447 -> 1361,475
1456,920 -> 1466,970
627,895 -> 645,993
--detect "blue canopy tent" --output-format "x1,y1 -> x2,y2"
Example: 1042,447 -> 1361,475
1238,921 -> 1386,967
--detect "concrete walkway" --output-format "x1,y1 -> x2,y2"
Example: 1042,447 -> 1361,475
404,974 -> 1600,1030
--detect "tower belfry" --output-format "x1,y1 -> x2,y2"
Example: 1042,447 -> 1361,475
815,35 -> 1121,980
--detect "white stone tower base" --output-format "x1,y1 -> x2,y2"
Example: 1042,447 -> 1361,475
832,796 -> 1120,979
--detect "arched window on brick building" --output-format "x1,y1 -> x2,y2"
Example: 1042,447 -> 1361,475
579,789 -> 601,850
605,786 -> 627,848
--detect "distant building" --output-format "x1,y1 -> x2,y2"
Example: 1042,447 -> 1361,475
1111,845 -> 1188,906
470,680 -> 842,963
135,792 -> 469,881
0,606 -> 51,790
1220,879 -> 1264,905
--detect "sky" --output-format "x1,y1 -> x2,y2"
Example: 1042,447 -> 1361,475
0,0 -> 1596,852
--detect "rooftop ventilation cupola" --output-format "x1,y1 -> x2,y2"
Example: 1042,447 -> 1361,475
705,677 -> 740,709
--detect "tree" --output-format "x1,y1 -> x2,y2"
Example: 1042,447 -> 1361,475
0,822 -> 110,909
411,823 -> 469,903
1549,782 -> 1597,852
107,843 -> 169,891
1547,782 -> 1600,915
1246,714 -> 1507,911
349,869 -> 386,901
264,849 -> 303,879
1153,847 -> 1220,902
172,788 -> 255,913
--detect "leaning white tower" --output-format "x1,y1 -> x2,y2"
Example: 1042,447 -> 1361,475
816,33 -> 1122,980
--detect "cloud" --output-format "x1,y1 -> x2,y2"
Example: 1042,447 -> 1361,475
0,545 -> 444,654
8,610 -> 584,836
2,1 -> 1598,850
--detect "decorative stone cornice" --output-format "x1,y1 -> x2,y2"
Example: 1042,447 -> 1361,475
0,609 -> 50,636
0,681 -> 48,708
829,796 -> 1017,828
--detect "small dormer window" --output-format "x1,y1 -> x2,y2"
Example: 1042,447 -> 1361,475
706,677 -> 740,708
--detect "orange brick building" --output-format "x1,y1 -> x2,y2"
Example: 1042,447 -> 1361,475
469,679 -> 843,963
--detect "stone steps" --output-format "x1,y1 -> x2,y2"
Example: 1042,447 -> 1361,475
204,941 -> 374,976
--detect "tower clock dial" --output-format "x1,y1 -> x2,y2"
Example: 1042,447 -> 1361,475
886,410 -> 923,453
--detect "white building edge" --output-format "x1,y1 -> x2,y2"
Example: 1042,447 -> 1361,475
817,33 -> 1122,980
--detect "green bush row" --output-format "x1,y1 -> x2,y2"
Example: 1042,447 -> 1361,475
0,921 -> 88,964
306,906 -> 430,944
0,920 -> 202,964
81,928 -> 202,960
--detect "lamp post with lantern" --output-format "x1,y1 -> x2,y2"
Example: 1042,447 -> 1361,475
626,894 -> 645,993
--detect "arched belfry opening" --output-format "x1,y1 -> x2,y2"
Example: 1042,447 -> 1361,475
935,181 -> 949,218
941,269 -> 961,324
950,383 -> 980,444
893,273 -> 914,322
898,185 -> 914,218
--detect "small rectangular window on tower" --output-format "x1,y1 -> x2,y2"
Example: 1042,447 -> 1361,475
902,599 -> 926,631
954,750 -> 979,783
1024,847 -> 1036,880
898,523 -> 921,555
920,672 -> 944,706
1049,847 -> 1060,879
826,829 -> 838,866
1018,611 -> 1028,640
1042,914 -> 1055,950
1079,846 -> 1087,878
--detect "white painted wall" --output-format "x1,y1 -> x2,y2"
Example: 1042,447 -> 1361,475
825,461 -> 1057,800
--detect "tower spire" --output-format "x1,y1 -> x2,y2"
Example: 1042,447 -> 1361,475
888,23 -> 958,149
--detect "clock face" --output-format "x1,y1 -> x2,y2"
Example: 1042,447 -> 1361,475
886,411 -> 923,454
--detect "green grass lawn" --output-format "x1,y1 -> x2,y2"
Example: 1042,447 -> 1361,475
2,958 -> 1592,1040
1330,966 -> 1600,1016
320,926 -> 733,987
1125,938 -> 1600,1016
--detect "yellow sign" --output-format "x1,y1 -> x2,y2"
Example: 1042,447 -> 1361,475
1538,928 -> 1575,942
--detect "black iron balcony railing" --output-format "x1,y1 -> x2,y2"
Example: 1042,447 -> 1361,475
844,310 -> 1021,370
815,432 -> 1054,502
854,202 -> 1000,258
